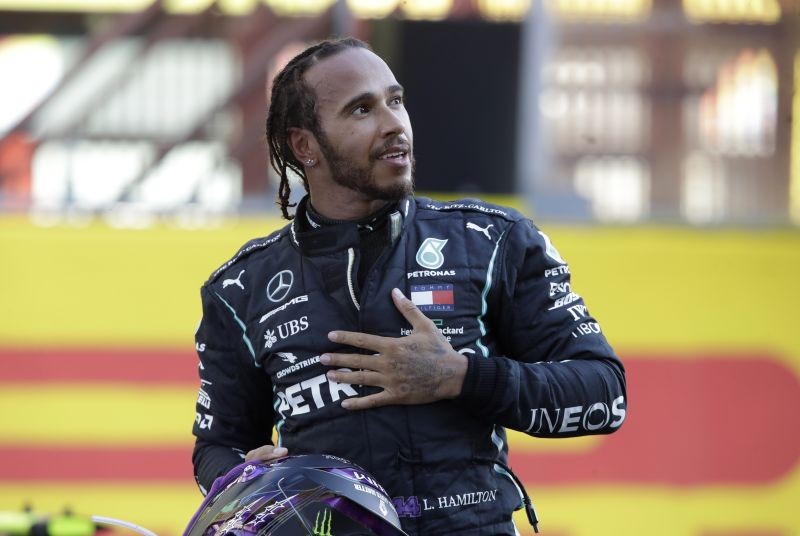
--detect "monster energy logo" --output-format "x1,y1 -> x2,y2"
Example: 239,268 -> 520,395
313,509 -> 332,536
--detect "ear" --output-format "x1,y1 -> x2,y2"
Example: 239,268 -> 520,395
288,127 -> 319,165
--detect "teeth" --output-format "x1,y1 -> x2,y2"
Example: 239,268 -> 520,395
381,152 -> 404,159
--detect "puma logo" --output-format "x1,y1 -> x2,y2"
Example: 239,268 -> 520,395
222,270 -> 245,290
466,222 -> 493,240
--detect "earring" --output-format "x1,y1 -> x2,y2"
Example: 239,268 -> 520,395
305,158 -> 315,166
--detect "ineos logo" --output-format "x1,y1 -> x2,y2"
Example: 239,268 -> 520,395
266,270 -> 293,303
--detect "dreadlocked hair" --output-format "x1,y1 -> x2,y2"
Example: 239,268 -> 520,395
266,37 -> 370,220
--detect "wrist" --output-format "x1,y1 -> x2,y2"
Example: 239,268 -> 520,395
440,350 -> 468,399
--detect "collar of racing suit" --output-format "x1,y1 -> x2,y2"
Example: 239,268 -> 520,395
290,195 -> 412,257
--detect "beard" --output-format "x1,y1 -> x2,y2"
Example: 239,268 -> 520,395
316,130 -> 415,201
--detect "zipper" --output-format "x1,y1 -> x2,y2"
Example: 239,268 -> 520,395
346,247 -> 360,311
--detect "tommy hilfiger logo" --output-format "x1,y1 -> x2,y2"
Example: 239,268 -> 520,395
410,284 -> 454,311
415,238 -> 448,269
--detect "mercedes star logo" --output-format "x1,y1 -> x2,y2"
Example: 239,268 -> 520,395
266,270 -> 293,303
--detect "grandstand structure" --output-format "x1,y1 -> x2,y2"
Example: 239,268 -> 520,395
2,3 -> 800,536
0,0 -> 798,225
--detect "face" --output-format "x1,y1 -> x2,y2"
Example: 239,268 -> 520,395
303,47 -> 415,202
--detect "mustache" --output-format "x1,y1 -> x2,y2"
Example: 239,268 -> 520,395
371,137 -> 412,160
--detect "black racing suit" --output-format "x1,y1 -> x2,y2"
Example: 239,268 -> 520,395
192,196 -> 627,535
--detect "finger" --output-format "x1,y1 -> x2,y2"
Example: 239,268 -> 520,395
341,391 -> 393,411
326,329 -> 389,352
320,352 -> 382,370
391,288 -> 434,330
327,367 -> 383,387
245,444 -> 288,462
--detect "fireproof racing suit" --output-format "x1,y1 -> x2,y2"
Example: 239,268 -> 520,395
192,195 -> 627,535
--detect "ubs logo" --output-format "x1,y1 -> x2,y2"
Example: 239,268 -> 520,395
266,270 -> 293,303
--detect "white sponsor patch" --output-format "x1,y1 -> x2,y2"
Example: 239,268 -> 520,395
276,370 -> 358,417
260,295 -> 309,323
538,231 -> 566,264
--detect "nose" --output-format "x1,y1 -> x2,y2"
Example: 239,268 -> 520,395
379,105 -> 407,138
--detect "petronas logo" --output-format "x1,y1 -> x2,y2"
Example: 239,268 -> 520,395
415,237 -> 448,269
313,509 -> 333,536
538,231 -> 565,264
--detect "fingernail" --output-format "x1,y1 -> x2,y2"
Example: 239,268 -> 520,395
392,288 -> 405,299
328,331 -> 339,341
274,447 -> 288,456
326,370 -> 336,381
320,354 -> 331,364
341,399 -> 351,409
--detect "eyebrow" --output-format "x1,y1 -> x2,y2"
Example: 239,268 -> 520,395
339,84 -> 405,116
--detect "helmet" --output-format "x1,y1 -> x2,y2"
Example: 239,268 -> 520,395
183,454 -> 409,536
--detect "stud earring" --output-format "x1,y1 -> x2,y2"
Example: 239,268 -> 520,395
306,158 -> 315,166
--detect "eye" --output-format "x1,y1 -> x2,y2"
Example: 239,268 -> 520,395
352,104 -> 370,115
390,95 -> 404,106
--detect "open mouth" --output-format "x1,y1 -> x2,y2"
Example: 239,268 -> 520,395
376,143 -> 411,165
378,151 -> 408,162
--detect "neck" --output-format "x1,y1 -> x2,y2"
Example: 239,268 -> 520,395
307,199 -> 394,228
308,190 -> 393,221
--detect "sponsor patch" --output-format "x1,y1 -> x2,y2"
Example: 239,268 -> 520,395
264,316 -> 309,349
466,222 -> 494,239
197,388 -> 211,409
538,231 -> 566,264
407,269 -> 455,279
411,284 -> 454,311
415,238 -> 448,270
276,354 -> 321,379
260,295 -> 309,323
222,269 -> 246,290
195,412 -> 213,430
266,270 -> 293,303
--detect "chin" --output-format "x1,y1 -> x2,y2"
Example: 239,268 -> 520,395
368,176 -> 413,201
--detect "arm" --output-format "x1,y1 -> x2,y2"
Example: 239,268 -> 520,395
319,219 -> 626,437
456,219 -> 627,437
192,285 -> 275,493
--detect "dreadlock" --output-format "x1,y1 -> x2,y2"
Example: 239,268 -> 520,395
266,37 -> 370,220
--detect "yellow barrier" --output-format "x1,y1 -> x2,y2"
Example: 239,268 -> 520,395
1,216 -> 799,535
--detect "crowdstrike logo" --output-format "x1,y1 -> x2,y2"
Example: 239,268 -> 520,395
276,354 -> 321,379
266,270 -> 293,303
278,352 -> 299,364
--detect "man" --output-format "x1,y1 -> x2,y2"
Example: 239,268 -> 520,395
192,37 -> 627,535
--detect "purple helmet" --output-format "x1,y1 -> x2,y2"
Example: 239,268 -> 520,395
183,454 -> 409,536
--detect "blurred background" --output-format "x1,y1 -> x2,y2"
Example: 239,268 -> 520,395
1,0 -> 799,534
